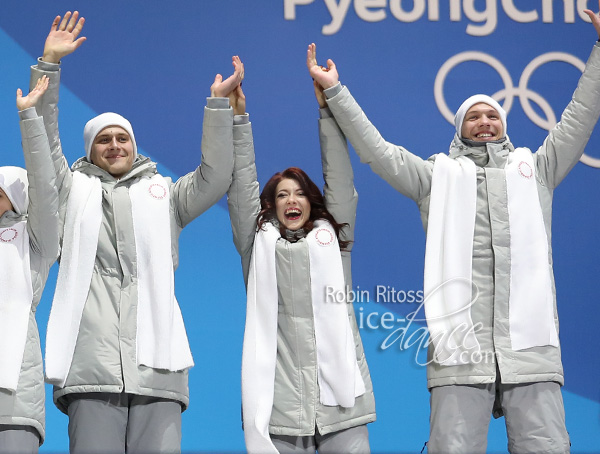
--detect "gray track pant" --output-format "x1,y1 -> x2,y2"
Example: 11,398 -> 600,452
271,424 -> 370,453
0,425 -> 39,454
66,392 -> 182,454
427,381 -> 569,454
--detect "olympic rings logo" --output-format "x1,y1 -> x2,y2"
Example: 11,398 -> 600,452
434,51 -> 600,169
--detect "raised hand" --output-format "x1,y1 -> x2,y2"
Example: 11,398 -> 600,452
16,76 -> 49,111
211,55 -> 244,98
584,0 -> 600,39
42,11 -> 87,64
228,84 -> 246,116
306,43 -> 339,90
313,80 -> 327,108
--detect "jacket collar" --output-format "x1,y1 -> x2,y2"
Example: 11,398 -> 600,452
71,154 -> 157,183
0,211 -> 25,227
448,133 -> 514,168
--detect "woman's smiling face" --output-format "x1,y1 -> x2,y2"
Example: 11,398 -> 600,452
275,178 -> 311,231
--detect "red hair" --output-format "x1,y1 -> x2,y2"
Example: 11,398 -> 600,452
257,167 -> 350,250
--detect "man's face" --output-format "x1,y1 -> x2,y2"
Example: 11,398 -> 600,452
461,103 -> 504,142
0,188 -> 14,218
90,126 -> 135,179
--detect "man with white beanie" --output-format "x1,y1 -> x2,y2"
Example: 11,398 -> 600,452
28,11 -> 241,453
307,4 -> 600,453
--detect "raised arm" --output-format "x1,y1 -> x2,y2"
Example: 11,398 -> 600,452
172,56 -> 243,227
536,3 -> 600,187
16,77 -> 59,261
312,75 -> 357,251
30,11 -> 87,202
308,43 -> 433,202
227,84 -> 261,284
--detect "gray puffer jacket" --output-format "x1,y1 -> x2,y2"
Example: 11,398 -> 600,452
0,109 -> 59,442
323,42 -> 600,389
227,110 -> 376,437
31,61 -> 234,413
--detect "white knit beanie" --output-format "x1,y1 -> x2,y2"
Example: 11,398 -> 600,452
0,166 -> 28,215
454,94 -> 507,139
83,112 -> 137,162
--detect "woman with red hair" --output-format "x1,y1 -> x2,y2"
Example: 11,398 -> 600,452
227,79 -> 376,453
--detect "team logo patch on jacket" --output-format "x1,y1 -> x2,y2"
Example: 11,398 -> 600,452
148,183 -> 168,200
518,161 -> 533,179
0,228 -> 18,243
315,228 -> 334,247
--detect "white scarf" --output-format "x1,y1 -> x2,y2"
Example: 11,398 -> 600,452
0,221 -> 33,391
505,148 -> 558,350
424,154 -> 480,365
130,175 -> 193,371
424,149 -> 558,366
46,172 -> 193,387
242,220 -> 364,454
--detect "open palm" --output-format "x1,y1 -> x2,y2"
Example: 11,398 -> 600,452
42,11 -> 86,63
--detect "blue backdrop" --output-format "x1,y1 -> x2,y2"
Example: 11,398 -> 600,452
1,1 -> 598,452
